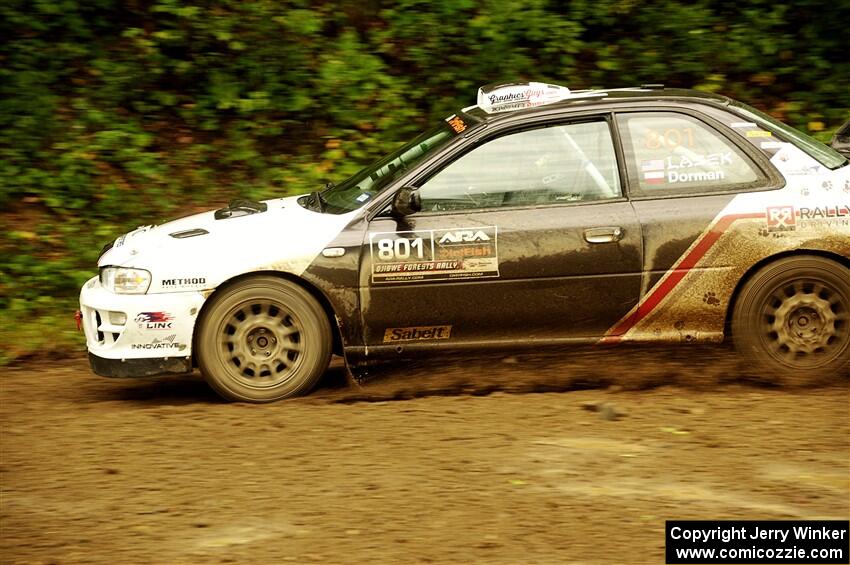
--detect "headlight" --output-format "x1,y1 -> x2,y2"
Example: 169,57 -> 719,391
100,267 -> 151,294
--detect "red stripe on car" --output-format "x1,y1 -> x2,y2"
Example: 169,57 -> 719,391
601,212 -> 763,343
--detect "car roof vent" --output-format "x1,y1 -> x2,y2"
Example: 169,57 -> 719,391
170,228 -> 209,239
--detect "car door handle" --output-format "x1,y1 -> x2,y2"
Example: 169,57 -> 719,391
584,226 -> 624,244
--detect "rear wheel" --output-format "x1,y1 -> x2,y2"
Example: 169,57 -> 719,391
197,276 -> 332,402
732,256 -> 850,384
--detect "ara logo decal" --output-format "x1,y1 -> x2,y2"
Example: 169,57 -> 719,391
766,206 -> 796,232
438,230 -> 491,245
135,312 -> 174,330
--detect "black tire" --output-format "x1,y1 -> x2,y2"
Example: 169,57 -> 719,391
197,276 -> 332,402
732,256 -> 850,384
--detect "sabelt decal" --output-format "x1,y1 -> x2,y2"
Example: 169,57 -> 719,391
383,325 -> 452,343
135,311 -> 174,330
370,226 -> 499,283
746,130 -> 772,138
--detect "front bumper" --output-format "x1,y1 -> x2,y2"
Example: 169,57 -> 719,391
89,352 -> 193,378
79,276 -> 206,375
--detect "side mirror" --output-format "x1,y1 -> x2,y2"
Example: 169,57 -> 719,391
391,186 -> 422,217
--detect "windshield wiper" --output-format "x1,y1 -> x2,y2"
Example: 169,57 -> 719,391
308,190 -> 325,212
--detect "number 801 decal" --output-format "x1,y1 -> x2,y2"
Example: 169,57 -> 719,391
376,236 -> 426,261
369,227 -> 500,284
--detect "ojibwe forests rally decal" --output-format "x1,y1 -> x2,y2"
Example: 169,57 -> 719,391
369,226 -> 499,283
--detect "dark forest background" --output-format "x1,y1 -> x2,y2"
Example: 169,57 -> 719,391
2,0 -> 849,360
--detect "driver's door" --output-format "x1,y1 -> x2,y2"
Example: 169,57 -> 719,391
359,117 -> 643,349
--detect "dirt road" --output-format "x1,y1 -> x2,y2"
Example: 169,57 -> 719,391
1,349 -> 848,564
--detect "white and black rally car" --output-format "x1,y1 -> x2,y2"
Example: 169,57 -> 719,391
80,82 -> 850,402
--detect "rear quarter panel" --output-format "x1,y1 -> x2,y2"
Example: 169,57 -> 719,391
610,144 -> 850,343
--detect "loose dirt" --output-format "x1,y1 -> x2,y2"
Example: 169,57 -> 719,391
1,348 -> 848,564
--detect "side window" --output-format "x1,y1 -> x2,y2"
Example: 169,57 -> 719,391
418,120 -> 621,212
618,112 -> 762,195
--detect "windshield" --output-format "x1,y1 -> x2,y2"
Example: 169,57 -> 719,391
314,120 -> 467,214
731,102 -> 848,169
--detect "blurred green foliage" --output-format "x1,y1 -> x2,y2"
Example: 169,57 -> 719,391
1,0 -> 849,360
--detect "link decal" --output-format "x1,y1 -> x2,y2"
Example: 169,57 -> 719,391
369,226 -> 499,283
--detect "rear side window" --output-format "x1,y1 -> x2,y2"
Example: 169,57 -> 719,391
618,112 -> 764,196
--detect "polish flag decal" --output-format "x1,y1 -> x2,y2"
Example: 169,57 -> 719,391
643,170 -> 665,184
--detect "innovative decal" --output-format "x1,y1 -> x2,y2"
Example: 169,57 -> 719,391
131,334 -> 184,350
369,226 -> 499,283
383,325 -> 453,343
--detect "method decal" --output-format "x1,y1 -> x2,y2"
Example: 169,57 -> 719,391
370,226 -> 499,283
383,325 -> 453,343
161,277 -> 206,289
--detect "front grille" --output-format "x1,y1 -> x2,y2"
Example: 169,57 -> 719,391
82,306 -> 126,348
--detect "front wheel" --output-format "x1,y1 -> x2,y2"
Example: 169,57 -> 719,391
197,276 -> 332,402
732,256 -> 850,384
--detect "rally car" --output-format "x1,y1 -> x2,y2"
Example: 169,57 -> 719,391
80,82 -> 850,402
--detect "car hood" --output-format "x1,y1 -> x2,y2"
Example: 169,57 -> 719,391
98,195 -> 357,293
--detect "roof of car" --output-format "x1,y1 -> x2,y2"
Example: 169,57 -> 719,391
463,87 -> 732,122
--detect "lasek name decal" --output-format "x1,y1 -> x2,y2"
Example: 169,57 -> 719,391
641,152 -> 732,185
383,325 -> 452,343
369,226 -> 499,283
